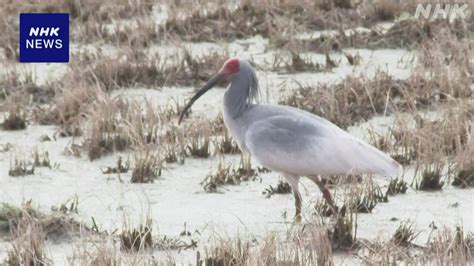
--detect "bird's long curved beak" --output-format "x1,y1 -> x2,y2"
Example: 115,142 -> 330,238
178,72 -> 225,124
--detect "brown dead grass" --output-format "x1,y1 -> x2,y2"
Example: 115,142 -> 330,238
280,71 -> 421,129
82,96 -> 163,160
269,51 -> 339,73
131,148 -> 162,183
280,19 -> 472,129
274,18 -> 472,53
83,97 -> 131,160
0,71 -> 53,102
32,82 -> 101,138
201,156 -> 266,192
120,217 -> 153,251
4,212 -> 50,266
1,98 -> 27,131
164,0 -> 369,43
371,104 -> 472,166
199,223 -> 334,265
76,48 -> 228,90
428,226 -> 474,264
2,201 -> 93,265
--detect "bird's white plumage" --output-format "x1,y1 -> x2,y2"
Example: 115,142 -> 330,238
239,105 -> 401,178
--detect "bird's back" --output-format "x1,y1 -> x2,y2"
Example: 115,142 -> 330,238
238,104 -> 401,177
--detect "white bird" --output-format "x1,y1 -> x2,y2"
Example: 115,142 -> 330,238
179,58 -> 401,222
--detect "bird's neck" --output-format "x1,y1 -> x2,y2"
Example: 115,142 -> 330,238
223,79 -> 253,119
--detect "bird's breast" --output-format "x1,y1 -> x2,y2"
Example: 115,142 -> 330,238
222,106 -> 249,153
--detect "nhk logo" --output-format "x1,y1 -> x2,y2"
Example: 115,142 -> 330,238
414,2 -> 471,20
20,13 -> 69,63
27,27 -> 63,49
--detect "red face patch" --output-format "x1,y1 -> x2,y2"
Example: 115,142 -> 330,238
222,58 -> 240,75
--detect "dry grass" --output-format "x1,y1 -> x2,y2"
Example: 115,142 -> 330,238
329,213 -> 356,251
199,224 -> 335,265
366,0 -> 402,21
70,239 -> 121,265
214,132 -> 240,155
75,16 -> 158,47
452,139 -> 474,188
280,22 -> 472,129
1,201 -> 90,265
82,52 -> 169,91
308,74 -> 394,126
51,195 -> 79,215
428,226 -> 474,264
32,82 -> 100,137
269,51 -> 339,73
120,217 -> 153,251
77,48 -> 229,91
82,97 -> 132,160
81,96 -> 162,160
70,238 -> 173,265
101,156 -> 130,174
371,104 -> 472,166
201,156 -> 264,192
346,179 -> 387,212
314,178 -> 387,216
164,1 -> 295,42
415,162 -> 445,191
182,119 -> 213,158
263,179 -> 292,198
131,149 -> 162,183
198,237 -> 250,266
185,135 -> 211,158
1,96 -> 27,131
163,143 -> 185,164
8,158 -> 34,177
4,212 -> 50,266
361,224 -> 474,264
360,237 -> 421,264
275,18 -> 472,53
391,221 -> 418,247
386,178 -> 408,196
0,71 -> 52,102
32,148 -> 51,168
280,71 -> 414,129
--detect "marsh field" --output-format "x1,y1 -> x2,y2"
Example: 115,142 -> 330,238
0,0 -> 473,265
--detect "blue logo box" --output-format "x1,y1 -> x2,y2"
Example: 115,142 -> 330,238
19,13 -> 69,63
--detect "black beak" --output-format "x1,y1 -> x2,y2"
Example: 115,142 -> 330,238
178,72 -> 226,124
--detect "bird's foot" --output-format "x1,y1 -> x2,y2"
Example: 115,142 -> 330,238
294,214 -> 302,224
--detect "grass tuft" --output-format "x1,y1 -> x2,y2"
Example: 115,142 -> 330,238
201,157 -> 262,193
391,221 -> 418,246
131,149 -> 162,183
101,156 -> 130,174
9,158 -> 34,177
415,164 -> 445,191
452,165 -> 474,188
120,218 -> 153,251
386,178 -> 408,196
263,179 -> 292,198
1,100 -> 27,130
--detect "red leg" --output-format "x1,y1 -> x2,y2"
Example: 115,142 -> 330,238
313,177 -> 338,215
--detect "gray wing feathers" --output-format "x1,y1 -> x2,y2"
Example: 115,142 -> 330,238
245,114 -> 401,177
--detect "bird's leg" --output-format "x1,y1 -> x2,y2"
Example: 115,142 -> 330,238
293,189 -> 302,223
312,176 -> 338,216
284,174 -> 302,223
